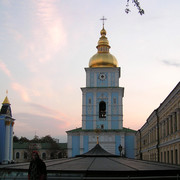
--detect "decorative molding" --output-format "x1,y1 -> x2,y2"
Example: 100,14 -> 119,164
5,121 -> 11,126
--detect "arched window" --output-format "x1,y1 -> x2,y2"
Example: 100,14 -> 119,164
99,101 -> 106,118
16,152 -> 20,159
42,152 -> 46,159
24,152 -> 28,159
50,152 -> 54,159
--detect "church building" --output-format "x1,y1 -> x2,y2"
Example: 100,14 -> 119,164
0,96 -> 15,164
67,22 -> 136,158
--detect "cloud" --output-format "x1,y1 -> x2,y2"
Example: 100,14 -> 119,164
162,60 -> 180,67
0,60 -> 12,78
27,102 -> 70,121
13,112 -> 68,140
19,0 -> 67,72
11,82 -> 30,102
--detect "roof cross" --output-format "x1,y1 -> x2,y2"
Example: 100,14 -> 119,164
100,16 -> 107,28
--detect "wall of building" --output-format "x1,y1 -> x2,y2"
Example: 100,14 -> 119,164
13,142 -> 67,163
136,82 -> 180,165
68,130 -> 136,158
0,119 -> 6,163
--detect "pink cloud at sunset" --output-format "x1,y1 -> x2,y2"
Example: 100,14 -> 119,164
11,82 -> 30,102
0,60 -> 12,78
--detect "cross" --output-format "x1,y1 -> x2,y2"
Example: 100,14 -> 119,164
6,90 -> 8,95
100,16 -> 107,27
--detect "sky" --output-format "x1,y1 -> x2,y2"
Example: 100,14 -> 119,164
0,0 -> 180,142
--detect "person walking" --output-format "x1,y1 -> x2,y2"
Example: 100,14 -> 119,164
28,151 -> 47,180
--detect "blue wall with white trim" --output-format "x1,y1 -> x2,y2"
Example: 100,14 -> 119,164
72,136 -> 80,157
115,135 -> 121,155
83,136 -> 89,153
125,135 -> 135,158
0,118 -> 5,163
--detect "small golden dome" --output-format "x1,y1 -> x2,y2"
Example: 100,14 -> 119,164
89,27 -> 118,68
2,96 -> 10,104
100,28 -> 106,36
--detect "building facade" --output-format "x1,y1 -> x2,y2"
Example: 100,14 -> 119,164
0,96 -> 15,164
13,142 -> 67,163
136,82 -> 180,165
67,24 -> 136,158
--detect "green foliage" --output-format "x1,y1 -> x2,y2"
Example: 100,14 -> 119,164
13,135 -> 19,142
13,135 -> 60,150
19,136 -> 30,142
40,135 -> 55,143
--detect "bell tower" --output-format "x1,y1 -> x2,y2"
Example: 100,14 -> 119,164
67,19 -> 136,158
81,22 -> 124,130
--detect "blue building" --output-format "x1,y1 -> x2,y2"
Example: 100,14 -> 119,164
67,24 -> 136,158
0,96 -> 15,164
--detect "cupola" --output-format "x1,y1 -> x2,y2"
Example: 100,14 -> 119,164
89,23 -> 118,68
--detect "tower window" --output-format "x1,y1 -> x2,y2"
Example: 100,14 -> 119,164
99,101 -> 106,118
88,98 -> 91,104
113,98 -> 116,104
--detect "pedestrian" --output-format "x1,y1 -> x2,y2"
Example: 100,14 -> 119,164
28,151 -> 47,180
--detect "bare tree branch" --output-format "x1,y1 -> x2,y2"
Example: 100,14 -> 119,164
125,0 -> 145,15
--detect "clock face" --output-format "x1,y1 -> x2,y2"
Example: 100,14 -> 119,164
99,73 -> 106,80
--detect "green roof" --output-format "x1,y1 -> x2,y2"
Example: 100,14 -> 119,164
13,142 -> 67,149
66,127 -> 136,133
13,142 -> 29,149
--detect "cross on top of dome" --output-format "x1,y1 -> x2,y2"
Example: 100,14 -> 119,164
100,16 -> 107,28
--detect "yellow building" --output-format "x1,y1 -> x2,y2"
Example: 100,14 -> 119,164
136,82 -> 180,165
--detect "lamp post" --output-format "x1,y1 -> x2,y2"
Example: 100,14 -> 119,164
118,144 -> 122,157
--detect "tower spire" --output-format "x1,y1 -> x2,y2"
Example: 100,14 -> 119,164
3,90 -> 10,105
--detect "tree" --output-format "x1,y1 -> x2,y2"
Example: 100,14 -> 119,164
30,135 -> 40,143
40,135 -> 55,143
125,0 -> 145,15
19,136 -> 30,142
13,135 -> 19,142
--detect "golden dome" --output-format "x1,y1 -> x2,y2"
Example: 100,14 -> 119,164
89,27 -> 118,68
89,53 -> 117,67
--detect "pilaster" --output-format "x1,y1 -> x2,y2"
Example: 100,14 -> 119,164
4,121 -> 11,163
108,91 -> 111,129
93,92 -> 96,129
176,108 -> 180,131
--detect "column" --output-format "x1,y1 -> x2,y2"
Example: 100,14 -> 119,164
94,72 -> 97,87
82,91 -> 86,129
80,135 -> 83,154
10,122 -> 14,161
168,116 -> 171,135
93,92 -> 96,129
166,119 -> 168,136
172,113 -> 175,133
176,108 -> 180,131
166,118 -> 169,136
67,135 -> 72,157
108,91 -> 111,129
4,121 -> 11,163
119,91 -> 123,129
121,134 -> 125,155
108,72 -> 111,87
